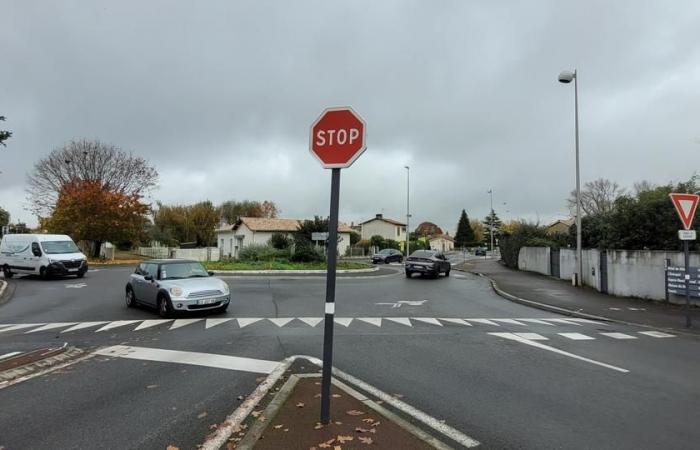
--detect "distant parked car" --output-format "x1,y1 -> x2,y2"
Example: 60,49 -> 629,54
125,259 -> 230,318
474,248 -> 486,256
405,250 -> 451,278
371,248 -> 404,264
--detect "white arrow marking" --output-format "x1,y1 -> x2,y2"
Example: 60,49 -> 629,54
489,332 -> 629,373
268,318 -> 294,327
96,320 -> 140,332
62,321 -> 108,333
205,318 -> 234,329
169,319 -> 203,330
357,317 -> 382,327
134,320 -> 172,331
298,317 -> 323,327
334,318 -> 353,327
385,317 -> 412,327
237,318 -> 263,328
412,317 -> 443,326
26,322 -> 77,333
439,318 -> 472,326
94,345 -> 279,374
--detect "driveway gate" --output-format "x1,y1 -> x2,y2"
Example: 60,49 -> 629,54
600,250 -> 608,293
550,248 -> 560,278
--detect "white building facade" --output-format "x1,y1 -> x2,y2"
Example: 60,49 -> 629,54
360,214 -> 407,242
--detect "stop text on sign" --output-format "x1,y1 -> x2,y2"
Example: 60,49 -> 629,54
314,128 -> 361,147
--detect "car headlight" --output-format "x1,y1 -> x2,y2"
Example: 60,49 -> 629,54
170,287 -> 183,297
222,284 -> 230,295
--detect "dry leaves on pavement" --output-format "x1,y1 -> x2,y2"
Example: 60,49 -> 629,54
359,436 -> 374,445
337,435 -> 353,444
197,412 -> 208,419
296,402 -> 305,408
346,410 -> 365,416
166,446 -> 179,450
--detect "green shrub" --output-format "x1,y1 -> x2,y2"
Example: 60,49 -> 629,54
239,244 -> 282,261
499,221 -> 550,269
291,243 -> 325,262
269,233 -> 291,250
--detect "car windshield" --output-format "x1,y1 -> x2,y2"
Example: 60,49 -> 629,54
378,249 -> 393,255
410,250 -> 435,258
41,240 -> 79,254
160,262 -> 209,280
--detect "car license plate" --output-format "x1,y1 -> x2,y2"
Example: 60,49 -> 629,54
68,268 -> 78,272
198,298 -> 216,305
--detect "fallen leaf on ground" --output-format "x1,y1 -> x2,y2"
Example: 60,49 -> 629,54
362,418 -> 375,423
392,393 -> 403,398
334,421 -> 343,425
296,402 -> 305,408
334,446 -> 341,450
359,436 -> 374,445
332,394 -> 341,398
258,415 -> 266,422
314,423 -> 323,430
209,424 -> 218,430
197,412 -> 208,419
315,381 -> 321,385
284,428 -> 289,432
237,395 -> 244,400
346,410 -> 365,416
166,446 -> 179,450
355,427 -> 371,433
314,394 -> 322,398
337,435 -> 353,443
251,410 -> 262,418
255,377 -> 266,384
274,424 -> 283,429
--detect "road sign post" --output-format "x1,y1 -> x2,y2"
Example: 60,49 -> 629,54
310,107 -> 366,424
669,193 -> 699,328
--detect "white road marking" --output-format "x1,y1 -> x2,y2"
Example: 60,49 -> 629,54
298,317 -> 323,327
268,318 -> 294,327
375,300 -> 427,308
205,318 -> 234,329
96,320 -> 140,332
169,319 -> 203,330
0,351 -> 21,361
546,318 -> 582,326
334,318 -> 353,327
558,332 -> 595,340
600,332 -> 637,340
439,318 -> 472,326
237,318 -> 263,328
357,317 -> 382,327
517,318 -> 556,326
608,307 -> 622,311
492,319 -> 526,326
385,317 -> 412,327
412,317 -> 443,326
0,324 -> 46,333
95,345 -> 279,374
65,283 -> 87,289
639,331 -> 676,338
62,321 -> 108,333
489,332 -> 629,373
469,319 -> 499,326
134,320 -> 172,331
567,318 -> 607,325
513,333 -> 548,341
26,322 -> 77,333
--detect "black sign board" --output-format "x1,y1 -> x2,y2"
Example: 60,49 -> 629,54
667,266 -> 700,298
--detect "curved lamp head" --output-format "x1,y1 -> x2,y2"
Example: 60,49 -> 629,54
558,70 -> 575,83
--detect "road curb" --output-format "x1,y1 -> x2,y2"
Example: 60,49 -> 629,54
211,266 -> 378,275
468,270 -> 700,338
0,345 -> 90,388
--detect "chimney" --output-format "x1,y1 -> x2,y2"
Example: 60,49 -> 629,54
376,213 -> 383,219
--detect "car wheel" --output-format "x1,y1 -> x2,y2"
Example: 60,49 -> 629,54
2,266 -> 13,279
405,270 -> 412,278
445,269 -> 451,277
125,286 -> 137,308
39,267 -> 48,280
158,294 -> 173,318
76,271 -> 85,278
398,257 -> 403,263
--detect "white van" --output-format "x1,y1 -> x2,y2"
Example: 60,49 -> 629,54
0,234 -> 88,279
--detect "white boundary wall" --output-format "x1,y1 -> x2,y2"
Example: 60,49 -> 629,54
518,247 -> 550,276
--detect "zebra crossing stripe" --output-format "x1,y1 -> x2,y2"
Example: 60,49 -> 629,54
558,332 -> 595,340
469,319 -> 499,326
638,331 -> 675,338
237,318 -> 263,328
440,318 -> 471,326
62,321 -> 108,333
206,318 -> 234,329
358,318 -> 382,327
517,318 -> 556,326
96,320 -> 140,332
269,318 -> 294,327
600,332 -> 637,340
385,317 -> 412,327
134,320 -> 172,331
513,333 -> 548,341
413,318 -> 442,326
547,319 -> 583,326
26,323 -> 77,333
298,317 -> 323,327
0,324 -> 46,333
170,319 -> 202,330
492,319 -> 526,326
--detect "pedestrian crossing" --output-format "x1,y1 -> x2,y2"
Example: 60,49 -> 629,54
0,317 -> 677,341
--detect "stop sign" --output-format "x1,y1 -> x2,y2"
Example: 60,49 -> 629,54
310,107 -> 366,168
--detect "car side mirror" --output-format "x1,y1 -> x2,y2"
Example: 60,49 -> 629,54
144,275 -> 154,281
208,271 -> 214,276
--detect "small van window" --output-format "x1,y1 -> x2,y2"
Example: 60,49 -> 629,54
31,242 -> 42,257
41,240 -> 79,254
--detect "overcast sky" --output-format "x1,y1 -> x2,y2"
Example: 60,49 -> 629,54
2,1 -> 699,234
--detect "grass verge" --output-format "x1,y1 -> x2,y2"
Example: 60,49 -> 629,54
202,260 -> 371,271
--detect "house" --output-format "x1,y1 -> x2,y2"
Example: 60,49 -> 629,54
546,218 -> 574,236
428,234 -> 455,252
360,214 -> 407,243
216,217 -> 353,259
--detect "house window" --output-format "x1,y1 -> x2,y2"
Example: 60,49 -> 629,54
397,227 -> 400,237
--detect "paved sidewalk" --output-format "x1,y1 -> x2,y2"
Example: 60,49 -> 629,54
462,259 -> 700,335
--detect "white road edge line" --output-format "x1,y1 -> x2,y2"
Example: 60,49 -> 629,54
0,351 -> 21,361
489,332 -> 629,373
201,355 -> 481,450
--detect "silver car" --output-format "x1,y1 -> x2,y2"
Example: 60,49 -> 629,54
125,259 -> 230,317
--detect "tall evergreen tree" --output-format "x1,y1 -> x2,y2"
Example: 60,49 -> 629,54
454,210 -> 475,247
483,211 -> 503,249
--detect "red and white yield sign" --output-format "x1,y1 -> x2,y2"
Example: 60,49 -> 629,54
670,193 -> 699,230
310,107 -> 366,168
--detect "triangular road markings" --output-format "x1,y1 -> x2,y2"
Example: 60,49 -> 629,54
62,321 -> 108,333
0,323 -> 46,333
334,318 -> 353,327
385,317 -> 412,327
96,320 -> 140,332
27,323 -> 77,333
439,318 -> 471,326
298,317 -> 323,327
669,193 -> 699,229
205,318 -> 234,329
134,320 -> 172,331
358,317 -> 382,327
269,318 -> 294,327
469,319 -> 500,326
169,319 -> 202,330
413,317 -> 443,326
237,318 -> 263,328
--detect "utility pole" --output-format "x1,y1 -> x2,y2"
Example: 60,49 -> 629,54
405,166 -> 410,256
488,189 -> 494,254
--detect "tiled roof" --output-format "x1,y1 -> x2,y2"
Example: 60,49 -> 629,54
360,216 -> 406,226
217,217 -> 355,233
428,234 -> 455,242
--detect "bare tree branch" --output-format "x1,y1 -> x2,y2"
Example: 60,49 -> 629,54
567,178 -> 625,216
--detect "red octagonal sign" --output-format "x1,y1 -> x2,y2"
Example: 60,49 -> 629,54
310,107 -> 366,169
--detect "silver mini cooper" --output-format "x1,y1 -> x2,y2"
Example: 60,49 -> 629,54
125,259 -> 230,317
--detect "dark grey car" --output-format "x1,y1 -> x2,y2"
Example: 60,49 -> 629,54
125,259 -> 230,317
405,250 -> 451,278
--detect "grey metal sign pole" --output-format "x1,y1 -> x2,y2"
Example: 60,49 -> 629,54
684,240 -> 692,328
320,167 -> 340,424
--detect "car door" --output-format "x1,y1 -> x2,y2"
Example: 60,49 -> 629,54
140,263 -> 160,306
131,263 -> 148,299
28,242 -> 43,274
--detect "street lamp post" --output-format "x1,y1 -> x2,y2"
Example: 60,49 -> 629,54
488,189 -> 494,255
405,166 -> 410,256
559,69 -> 583,287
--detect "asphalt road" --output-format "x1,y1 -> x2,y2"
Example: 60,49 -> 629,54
1,263 -> 699,449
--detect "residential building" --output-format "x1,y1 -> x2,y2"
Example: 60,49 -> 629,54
360,214 -> 407,242
428,234 -> 455,252
216,217 -> 353,259
546,218 -> 574,236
